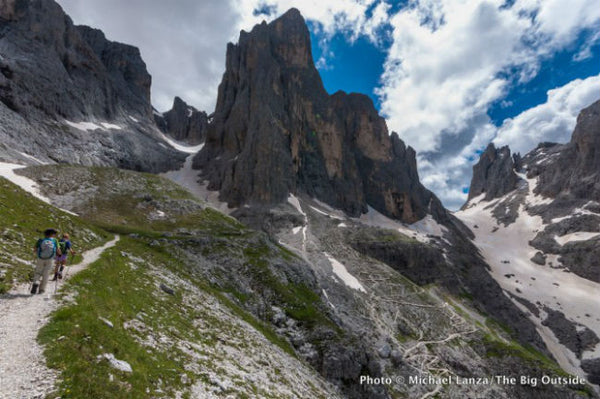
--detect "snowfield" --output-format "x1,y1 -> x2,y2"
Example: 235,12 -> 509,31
324,253 -> 366,293
0,163 -> 78,216
157,132 -> 205,154
457,191 -> 600,379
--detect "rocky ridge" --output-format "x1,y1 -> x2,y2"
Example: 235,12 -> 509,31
154,96 -> 208,144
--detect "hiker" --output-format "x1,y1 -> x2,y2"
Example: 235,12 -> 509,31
32,228 -> 61,294
52,233 -> 76,281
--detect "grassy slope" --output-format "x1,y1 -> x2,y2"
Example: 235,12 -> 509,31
11,166 -> 335,398
39,234 -> 335,399
0,177 -> 110,293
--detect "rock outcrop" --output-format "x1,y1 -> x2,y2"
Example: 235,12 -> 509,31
154,97 -> 208,144
531,100 -> 600,200
466,143 -> 520,202
0,0 -> 185,172
193,8 -> 443,223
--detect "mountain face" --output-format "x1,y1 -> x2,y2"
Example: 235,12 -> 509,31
466,143 -> 520,203
0,0 -> 185,171
532,100 -> 600,200
458,99 -> 600,386
154,96 -> 208,144
193,8 -> 443,224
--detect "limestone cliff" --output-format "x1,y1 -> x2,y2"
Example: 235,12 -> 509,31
193,9 -> 443,223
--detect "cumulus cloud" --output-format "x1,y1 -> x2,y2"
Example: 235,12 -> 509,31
377,0 -> 599,154
494,74 -> 600,155
374,0 -> 599,209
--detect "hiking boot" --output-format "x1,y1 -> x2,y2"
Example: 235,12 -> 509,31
51,274 -> 57,281
31,283 -> 39,294
38,290 -> 45,294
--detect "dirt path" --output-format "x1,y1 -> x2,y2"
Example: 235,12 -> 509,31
0,236 -> 119,399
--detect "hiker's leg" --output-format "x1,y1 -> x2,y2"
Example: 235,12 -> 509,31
51,262 -> 59,281
31,259 -> 44,293
32,259 -> 45,284
38,260 -> 53,293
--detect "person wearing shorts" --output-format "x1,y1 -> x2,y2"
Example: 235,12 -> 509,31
52,233 -> 75,281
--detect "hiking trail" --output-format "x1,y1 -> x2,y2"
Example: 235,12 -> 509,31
0,236 -> 120,399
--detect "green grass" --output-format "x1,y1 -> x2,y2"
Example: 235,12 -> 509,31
481,333 -> 568,377
0,177 -> 110,293
39,238 -> 194,398
39,235 -> 310,397
242,244 -> 335,330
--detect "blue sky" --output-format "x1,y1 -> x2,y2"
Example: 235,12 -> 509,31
58,0 -> 600,210
309,29 -> 388,110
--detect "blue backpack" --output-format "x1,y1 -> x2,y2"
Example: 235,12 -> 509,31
38,238 -> 57,259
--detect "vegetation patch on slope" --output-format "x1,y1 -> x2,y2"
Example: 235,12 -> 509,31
0,177 -> 110,293
39,236 -> 338,398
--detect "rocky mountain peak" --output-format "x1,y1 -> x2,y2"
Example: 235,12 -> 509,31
465,143 -> 520,204
194,8 -> 445,223
154,96 -> 208,144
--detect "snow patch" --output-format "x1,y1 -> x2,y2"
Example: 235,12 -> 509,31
158,132 -> 204,154
100,122 -> 122,130
324,253 -> 366,293
357,206 -> 431,243
409,214 -> 447,237
551,206 -> 598,223
292,226 -> 302,235
322,289 -> 335,309
337,223 -> 347,228
0,163 -> 51,203
65,120 -> 122,132
515,171 -> 553,206
128,115 -> 139,123
554,232 -> 600,246
65,120 -> 102,131
287,194 -> 306,217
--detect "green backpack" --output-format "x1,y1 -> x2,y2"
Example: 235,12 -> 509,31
58,240 -> 68,255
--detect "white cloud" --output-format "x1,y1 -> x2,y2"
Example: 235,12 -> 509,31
377,0 -> 599,154
494,74 -> 600,155
232,0 -> 382,39
373,0 -> 599,209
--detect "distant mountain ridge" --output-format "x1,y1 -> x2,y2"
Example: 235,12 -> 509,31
154,96 -> 208,145
459,99 -> 600,385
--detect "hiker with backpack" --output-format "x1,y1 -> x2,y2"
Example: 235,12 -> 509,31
31,228 -> 61,294
51,233 -> 76,281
